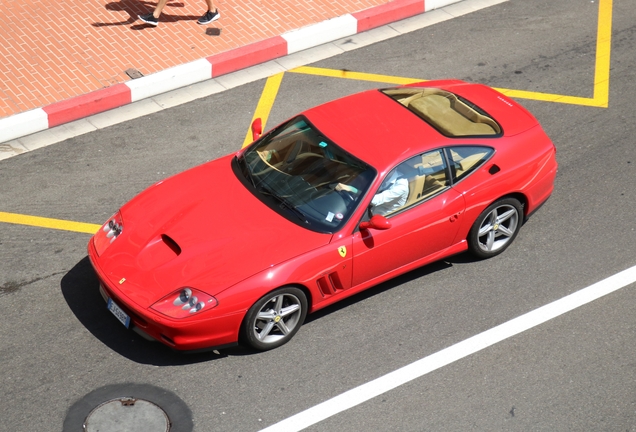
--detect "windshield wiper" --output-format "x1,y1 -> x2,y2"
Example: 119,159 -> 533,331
238,155 -> 257,188
258,185 -> 309,224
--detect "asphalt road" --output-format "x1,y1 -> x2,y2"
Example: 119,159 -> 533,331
1,0 -> 635,431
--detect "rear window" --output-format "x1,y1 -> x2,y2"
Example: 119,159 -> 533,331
381,87 -> 502,137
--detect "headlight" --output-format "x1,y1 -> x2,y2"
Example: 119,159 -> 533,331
93,211 -> 124,256
151,287 -> 218,318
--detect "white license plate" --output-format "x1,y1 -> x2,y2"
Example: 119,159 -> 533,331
107,298 -> 131,328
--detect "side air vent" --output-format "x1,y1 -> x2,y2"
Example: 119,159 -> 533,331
316,272 -> 344,297
329,272 -> 343,291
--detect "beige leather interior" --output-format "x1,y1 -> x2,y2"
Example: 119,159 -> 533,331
255,149 -> 288,175
408,94 -> 499,136
405,174 -> 446,208
402,151 -> 448,208
422,175 -> 445,197
405,174 -> 426,206
385,88 -> 501,136
454,151 -> 489,177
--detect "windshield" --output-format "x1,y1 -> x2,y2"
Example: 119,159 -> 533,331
239,117 -> 375,233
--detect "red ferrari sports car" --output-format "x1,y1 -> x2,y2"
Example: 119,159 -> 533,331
88,79 -> 557,352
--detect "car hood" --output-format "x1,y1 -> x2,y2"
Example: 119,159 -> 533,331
98,155 -> 331,308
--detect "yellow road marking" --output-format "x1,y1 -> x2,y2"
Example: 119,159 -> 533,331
291,66 -> 611,107
290,65 -> 607,107
0,0 -> 614,235
593,0 -> 613,107
0,211 -> 100,234
289,66 -> 422,85
491,88 -> 606,107
497,0 -> 612,108
243,72 -> 285,148
290,0 -> 613,108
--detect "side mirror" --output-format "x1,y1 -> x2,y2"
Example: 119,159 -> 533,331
359,215 -> 391,231
251,118 -> 263,141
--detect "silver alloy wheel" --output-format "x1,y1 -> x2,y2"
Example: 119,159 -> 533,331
252,293 -> 303,344
476,204 -> 519,253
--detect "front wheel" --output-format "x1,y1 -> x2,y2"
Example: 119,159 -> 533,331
241,287 -> 308,351
468,198 -> 523,259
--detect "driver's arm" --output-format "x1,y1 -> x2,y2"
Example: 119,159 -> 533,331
334,183 -> 359,194
371,179 -> 409,206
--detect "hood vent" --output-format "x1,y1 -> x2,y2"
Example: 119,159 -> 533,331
161,234 -> 181,256
137,234 -> 183,271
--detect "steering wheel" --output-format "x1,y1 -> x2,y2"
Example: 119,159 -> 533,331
336,189 -> 356,203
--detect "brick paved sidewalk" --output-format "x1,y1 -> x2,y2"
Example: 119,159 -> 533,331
0,0 -> 390,119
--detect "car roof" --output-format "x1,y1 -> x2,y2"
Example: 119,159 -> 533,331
303,89 -> 446,171
302,81 -> 538,171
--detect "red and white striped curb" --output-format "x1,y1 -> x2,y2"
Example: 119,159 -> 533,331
0,0 -> 462,144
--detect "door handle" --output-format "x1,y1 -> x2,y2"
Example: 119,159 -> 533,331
449,212 -> 461,222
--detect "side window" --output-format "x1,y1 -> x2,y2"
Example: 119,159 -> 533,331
447,146 -> 494,182
370,149 -> 450,217
412,149 -> 450,202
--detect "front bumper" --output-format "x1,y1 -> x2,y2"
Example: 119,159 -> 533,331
87,238 -> 243,351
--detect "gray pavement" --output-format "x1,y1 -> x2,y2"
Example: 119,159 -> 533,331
1,0 -> 635,431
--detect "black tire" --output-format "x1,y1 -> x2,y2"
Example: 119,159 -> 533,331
241,287 -> 308,351
468,197 -> 523,259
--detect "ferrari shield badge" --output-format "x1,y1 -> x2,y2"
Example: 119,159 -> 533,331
338,246 -> 347,258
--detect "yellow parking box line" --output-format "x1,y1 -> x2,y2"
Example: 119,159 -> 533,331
291,66 -> 607,107
0,211 -> 100,234
493,88 -> 605,107
290,66 -> 422,85
243,72 -> 285,148
290,0 -> 615,110
593,0 -> 612,107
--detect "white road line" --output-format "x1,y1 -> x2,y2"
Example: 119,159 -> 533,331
259,264 -> 636,432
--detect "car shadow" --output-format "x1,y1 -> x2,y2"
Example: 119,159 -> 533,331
62,254 -> 471,365
443,251 -> 481,265
60,257 -> 236,365
304,258 -> 455,324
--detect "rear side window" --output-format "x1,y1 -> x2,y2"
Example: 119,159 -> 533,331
381,87 -> 502,137
447,146 -> 494,182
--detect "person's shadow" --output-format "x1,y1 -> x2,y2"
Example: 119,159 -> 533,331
92,0 -> 198,28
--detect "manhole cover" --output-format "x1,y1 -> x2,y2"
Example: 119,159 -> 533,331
84,398 -> 170,432
64,383 -> 192,432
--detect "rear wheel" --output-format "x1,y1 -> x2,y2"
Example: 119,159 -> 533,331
468,198 -> 523,259
242,287 -> 308,351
